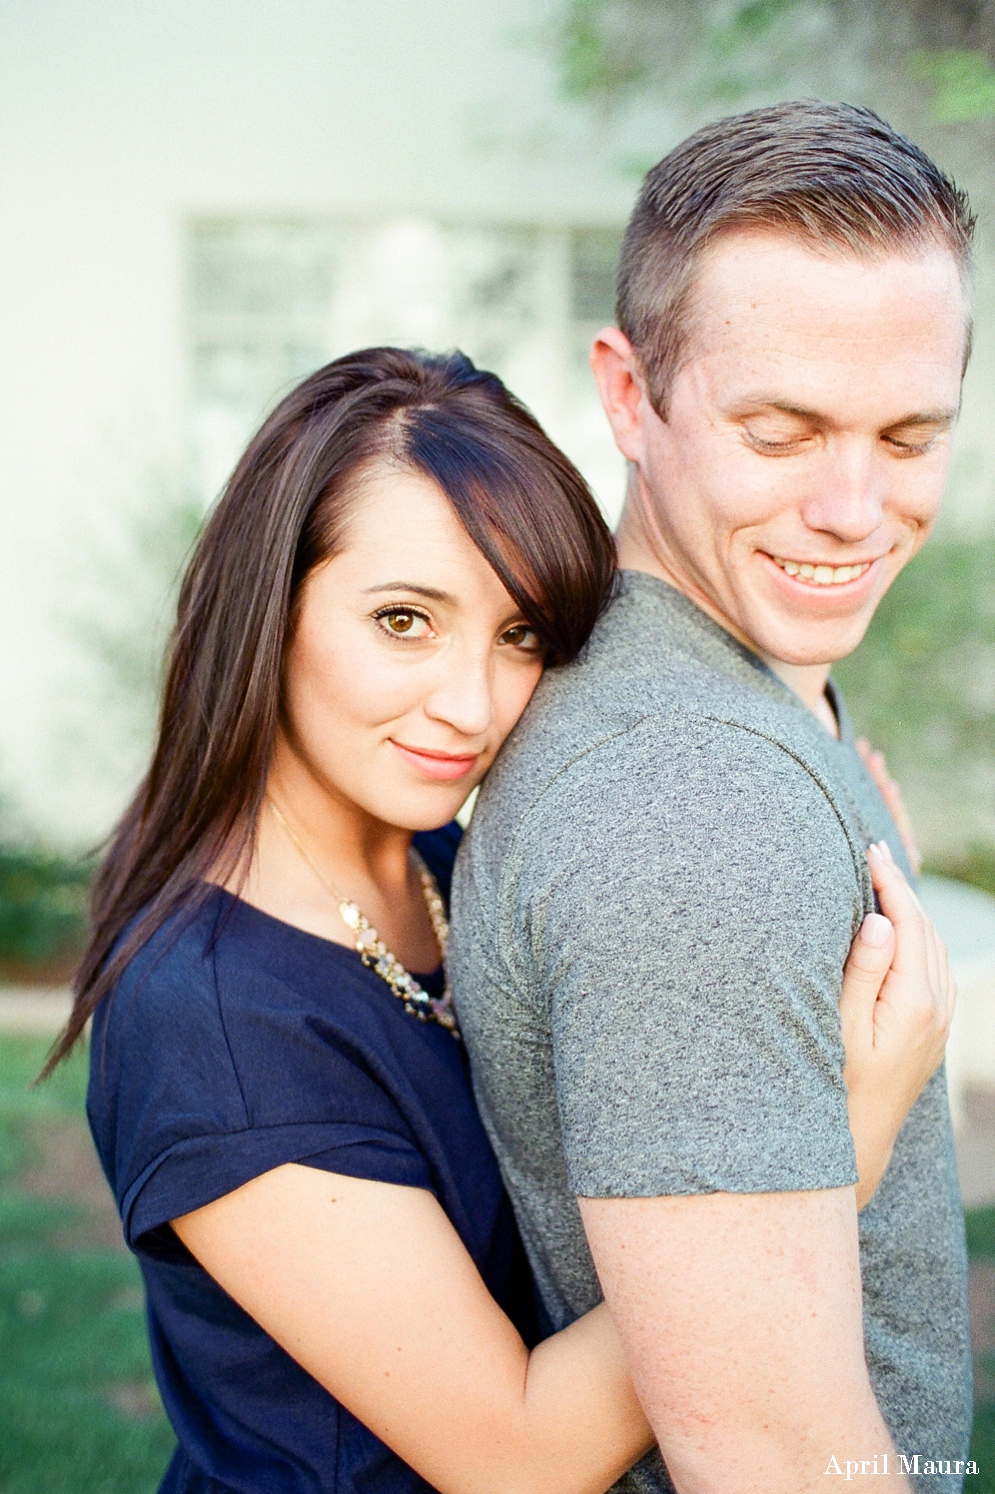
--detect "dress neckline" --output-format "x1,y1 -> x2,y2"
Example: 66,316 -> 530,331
206,883 -> 444,988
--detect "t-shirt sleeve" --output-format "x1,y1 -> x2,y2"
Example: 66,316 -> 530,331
514,712 -> 863,1199
89,921 -> 433,1259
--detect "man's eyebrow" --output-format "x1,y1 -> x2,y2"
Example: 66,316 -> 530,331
736,398 -> 822,420
362,582 -> 457,603
736,399 -> 959,428
882,409 -> 958,429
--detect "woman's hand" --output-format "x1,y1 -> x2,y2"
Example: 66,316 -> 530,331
856,739 -> 922,875
840,841 -> 956,1210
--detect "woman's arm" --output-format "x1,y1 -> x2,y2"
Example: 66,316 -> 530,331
840,841 -> 956,1210
173,1167 -> 653,1494
171,839 -> 948,1493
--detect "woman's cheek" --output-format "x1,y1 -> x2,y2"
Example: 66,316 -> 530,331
494,659 -> 544,742
320,638 -> 430,738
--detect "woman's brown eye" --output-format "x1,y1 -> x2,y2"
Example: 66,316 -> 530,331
374,607 -> 430,639
502,624 -> 540,650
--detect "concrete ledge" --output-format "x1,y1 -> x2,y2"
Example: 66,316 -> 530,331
957,1088 -> 995,1209
920,876 -> 995,1129
0,987 -> 73,1034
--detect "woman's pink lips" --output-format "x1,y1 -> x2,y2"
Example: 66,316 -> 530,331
390,740 -> 480,781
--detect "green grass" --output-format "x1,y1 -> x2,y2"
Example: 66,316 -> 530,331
0,1035 -> 173,1493
975,1409 -> 995,1491
970,1204 -> 995,1489
0,1032 -> 992,1488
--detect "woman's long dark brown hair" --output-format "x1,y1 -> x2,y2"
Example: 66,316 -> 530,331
48,346 -> 615,1071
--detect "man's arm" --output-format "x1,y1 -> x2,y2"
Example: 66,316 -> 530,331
580,1188 -> 907,1494
508,719 -> 922,1490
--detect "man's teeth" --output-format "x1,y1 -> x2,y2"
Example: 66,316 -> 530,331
772,557 -> 872,586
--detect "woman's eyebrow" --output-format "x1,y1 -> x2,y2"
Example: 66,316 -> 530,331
363,582 -> 457,603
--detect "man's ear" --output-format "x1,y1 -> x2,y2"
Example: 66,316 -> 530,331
590,327 -> 648,464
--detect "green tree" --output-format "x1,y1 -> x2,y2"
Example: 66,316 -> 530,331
833,525 -> 995,878
57,457 -> 205,826
551,0 -> 995,125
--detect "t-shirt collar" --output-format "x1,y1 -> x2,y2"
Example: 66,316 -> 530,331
616,568 -> 853,743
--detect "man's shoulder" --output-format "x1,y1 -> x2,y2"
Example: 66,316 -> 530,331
463,711 -> 862,956
480,700 -> 845,845
474,616 -> 837,849
500,571 -> 837,764
457,576 -> 873,924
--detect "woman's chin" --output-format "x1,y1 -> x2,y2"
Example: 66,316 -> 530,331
371,786 -> 475,834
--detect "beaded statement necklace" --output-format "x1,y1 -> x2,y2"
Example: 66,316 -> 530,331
267,798 -> 460,1038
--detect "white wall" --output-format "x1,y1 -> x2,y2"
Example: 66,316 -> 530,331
0,0 -> 639,843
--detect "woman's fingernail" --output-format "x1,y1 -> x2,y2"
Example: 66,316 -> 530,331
860,913 -> 892,946
867,842 -> 883,859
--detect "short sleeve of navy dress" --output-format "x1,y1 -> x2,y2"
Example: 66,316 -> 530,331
87,823 -> 537,1494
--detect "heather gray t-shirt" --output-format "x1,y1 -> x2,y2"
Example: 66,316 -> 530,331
449,572 -> 972,1494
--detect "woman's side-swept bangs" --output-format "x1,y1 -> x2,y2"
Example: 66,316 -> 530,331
401,396 -> 615,667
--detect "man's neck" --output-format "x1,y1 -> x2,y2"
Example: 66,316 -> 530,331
759,655 -> 838,736
616,499 -> 838,738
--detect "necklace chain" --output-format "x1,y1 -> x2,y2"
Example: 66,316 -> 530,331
266,798 -> 459,1037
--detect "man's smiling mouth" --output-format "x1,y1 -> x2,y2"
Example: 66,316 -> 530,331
770,555 -> 873,587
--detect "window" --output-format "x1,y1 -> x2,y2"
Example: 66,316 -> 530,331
186,216 -> 627,518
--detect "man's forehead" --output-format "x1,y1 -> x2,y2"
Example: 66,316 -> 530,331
681,229 -> 968,408
689,228 -> 967,341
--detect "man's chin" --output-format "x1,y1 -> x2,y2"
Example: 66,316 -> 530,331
748,612 -> 874,669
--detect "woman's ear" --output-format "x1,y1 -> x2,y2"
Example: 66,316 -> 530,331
589,327 -> 649,465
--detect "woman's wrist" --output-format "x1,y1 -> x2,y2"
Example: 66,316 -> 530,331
847,1093 -> 900,1211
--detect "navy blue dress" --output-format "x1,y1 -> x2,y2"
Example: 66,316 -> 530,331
87,825 -> 536,1493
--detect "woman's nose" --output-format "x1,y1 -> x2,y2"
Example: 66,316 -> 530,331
423,650 -> 495,739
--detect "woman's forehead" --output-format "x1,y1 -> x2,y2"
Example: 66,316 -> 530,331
309,473 -> 520,611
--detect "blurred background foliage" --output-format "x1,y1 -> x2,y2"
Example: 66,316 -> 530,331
0,464 -> 202,982
0,848 -> 91,983
834,528 -> 995,890
550,0 -> 995,126
64,462 -> 204,782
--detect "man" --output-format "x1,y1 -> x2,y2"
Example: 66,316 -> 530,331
449,102 -> 973,1492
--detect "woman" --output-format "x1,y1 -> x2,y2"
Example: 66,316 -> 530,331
57,348 -> 954,1494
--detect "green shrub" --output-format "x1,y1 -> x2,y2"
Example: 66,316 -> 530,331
966,1205 -> 995,1261
928,844 -> 995,898
0,849 -> 91,975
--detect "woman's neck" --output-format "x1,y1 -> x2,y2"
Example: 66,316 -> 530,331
222,738 -> 440,971
266,737 -> 415,893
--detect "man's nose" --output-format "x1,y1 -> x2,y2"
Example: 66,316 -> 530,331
800,440 -> 885,544
424,649 -> 495,739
